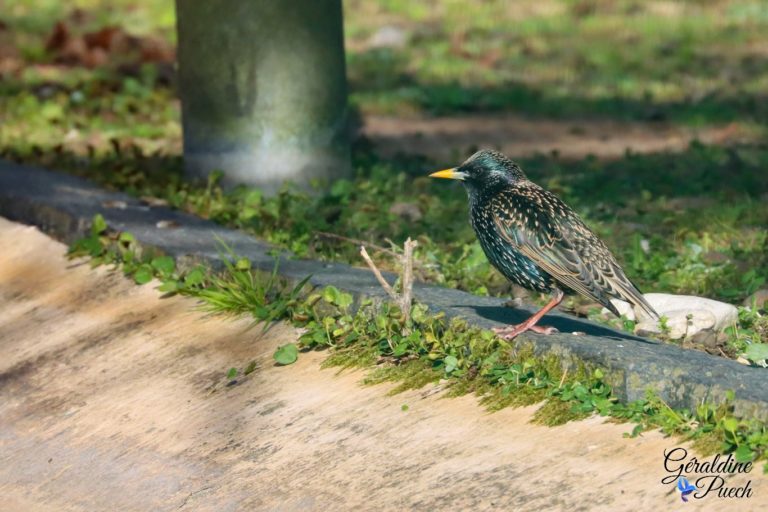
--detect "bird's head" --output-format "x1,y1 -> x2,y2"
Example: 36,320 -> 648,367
429,149 -> 527,195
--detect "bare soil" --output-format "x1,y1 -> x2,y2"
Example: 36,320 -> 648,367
362,114 -> 752,161
0,217 -> 765,511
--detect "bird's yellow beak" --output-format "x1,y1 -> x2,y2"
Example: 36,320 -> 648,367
429,168 -> 463,180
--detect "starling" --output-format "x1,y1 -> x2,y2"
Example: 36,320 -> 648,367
430,149 -> 658,339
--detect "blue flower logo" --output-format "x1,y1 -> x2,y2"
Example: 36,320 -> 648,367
677,476 -> 696,502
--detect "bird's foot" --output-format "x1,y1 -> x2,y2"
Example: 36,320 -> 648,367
528,324 -> 559,335
492,323 -> 559,340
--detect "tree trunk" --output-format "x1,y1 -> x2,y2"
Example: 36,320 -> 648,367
175,0 -> 351,192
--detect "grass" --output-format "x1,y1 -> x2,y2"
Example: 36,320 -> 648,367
68,217 -> 768,473
68,214 -> 311,325
9,140 -> 767,353
3,0 -> 768,152
1,0 -> 767,354
0,0 -> 178,154
345,0 -> 768,124
6,0 -> 768,479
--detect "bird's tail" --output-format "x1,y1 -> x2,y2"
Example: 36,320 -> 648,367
629,292 -> 659,321
612,277 -> 659,321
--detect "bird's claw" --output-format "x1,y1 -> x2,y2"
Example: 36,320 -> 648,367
529,324 -> 559,335
492,324 -> 558,339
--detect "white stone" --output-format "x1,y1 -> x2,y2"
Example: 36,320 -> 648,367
642,293 -> 738,331
634,320 -> 661,337
632,293 -> 738,339
669,309 -> 716,339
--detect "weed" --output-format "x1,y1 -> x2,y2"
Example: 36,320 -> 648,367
3,3 -> 767,331
3,4 -> 768,347
68,214 -> 310,325
69,214 -> 768,472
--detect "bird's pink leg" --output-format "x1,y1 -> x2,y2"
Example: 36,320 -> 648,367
493,289 -> 564,340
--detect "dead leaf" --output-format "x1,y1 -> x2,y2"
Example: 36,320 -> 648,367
141,196 -> 169,207
44,17 -> 175,70
156,220 -> 180,229
45,22 -> 70,53
102,200 -> 128,209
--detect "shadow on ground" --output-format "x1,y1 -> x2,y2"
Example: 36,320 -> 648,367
1,216 -> 763,512
468,304 -> 652,343
349,46 -> 768,125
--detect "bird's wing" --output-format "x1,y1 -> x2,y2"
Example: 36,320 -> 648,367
491,185 -> 658,320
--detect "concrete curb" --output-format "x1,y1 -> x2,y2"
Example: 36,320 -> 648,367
1,159 -> 766,418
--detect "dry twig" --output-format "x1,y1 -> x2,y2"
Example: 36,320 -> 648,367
400,237 -> 417,318
360,245 -> 398,302
359,237 -> 419,328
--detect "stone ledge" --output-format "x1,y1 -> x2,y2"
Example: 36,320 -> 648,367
1,158 -> 766,418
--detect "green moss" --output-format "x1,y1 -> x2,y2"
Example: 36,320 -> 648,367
2,2 -> 768,323
533,398 -> 590,426
70,217 -> 768,472
443,377 -> 478,399
477,381 -> 549,412
363,359 -> 441,395
691,431 -> 724,458
321,345 -> 379,370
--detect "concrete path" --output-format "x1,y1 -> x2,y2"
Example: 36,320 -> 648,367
0,217 -> 765,511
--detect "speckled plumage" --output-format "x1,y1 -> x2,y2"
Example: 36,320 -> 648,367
439,149 -> 658,322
